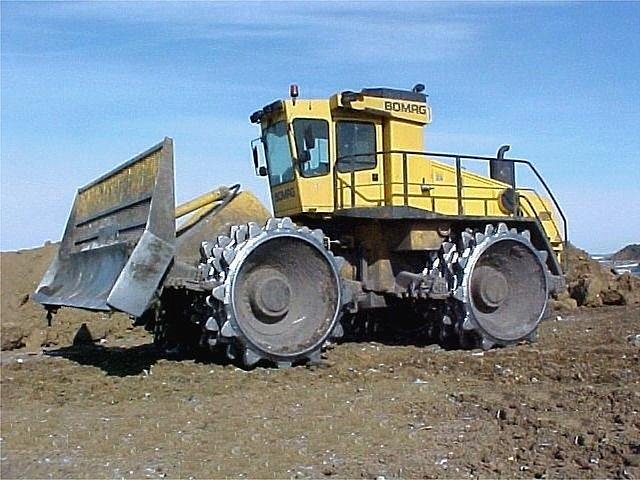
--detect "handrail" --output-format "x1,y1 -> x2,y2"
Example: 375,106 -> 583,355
517,187 -> 564,244
519,194 -> 567,272
334,175 -> 384,206
334,149 -> 568,246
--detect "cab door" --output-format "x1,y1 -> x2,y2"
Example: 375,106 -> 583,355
291,118 -> 333,212
334,120 -> 385,209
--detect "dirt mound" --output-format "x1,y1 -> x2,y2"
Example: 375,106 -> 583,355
174,191 -> 270,265
557,244 -> 640,309
612,244 -> 640,262
0,243 -> 135,351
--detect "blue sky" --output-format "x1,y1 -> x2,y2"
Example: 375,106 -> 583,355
1,1 -> 639,253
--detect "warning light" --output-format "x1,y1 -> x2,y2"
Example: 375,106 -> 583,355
289,84 -> 299,98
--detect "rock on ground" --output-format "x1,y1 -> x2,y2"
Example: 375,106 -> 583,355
557,244 -> 640,309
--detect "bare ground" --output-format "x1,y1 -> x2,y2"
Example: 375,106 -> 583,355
1,306 -> 639,479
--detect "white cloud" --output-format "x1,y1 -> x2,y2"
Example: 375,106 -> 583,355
3,2 -> 481,64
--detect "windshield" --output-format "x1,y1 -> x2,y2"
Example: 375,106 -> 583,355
263,121 -> 294,186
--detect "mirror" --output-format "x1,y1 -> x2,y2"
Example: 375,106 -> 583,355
258,166 -> 268,177
303,125 -> 315,149
252,145 -> 259,170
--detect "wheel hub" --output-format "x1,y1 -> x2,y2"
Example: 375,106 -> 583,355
471,265 -> 508,310
249,269 -> 291,321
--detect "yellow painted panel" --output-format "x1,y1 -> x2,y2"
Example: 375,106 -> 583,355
271,181 -> 300,217
331,93 -> 431,125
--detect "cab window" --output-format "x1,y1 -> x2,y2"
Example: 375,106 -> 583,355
293,119 -> 330,178
263,121 -> 294,186
336,121 -> 376,173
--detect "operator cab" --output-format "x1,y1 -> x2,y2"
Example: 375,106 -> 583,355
250,84 -> 431,217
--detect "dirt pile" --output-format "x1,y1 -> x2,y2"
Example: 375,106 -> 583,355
557,244 -> 640,309
0,243 -> 135,351
612,244 -> 640,262
174,191 -> 270,265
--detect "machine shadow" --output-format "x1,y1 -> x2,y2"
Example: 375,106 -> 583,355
339,315 -> 448,350
44,317 -> 450,376
339,332 -> 446,350
44,340 -> 247,375
45,343 -> 161,377
44,332 -> 446,375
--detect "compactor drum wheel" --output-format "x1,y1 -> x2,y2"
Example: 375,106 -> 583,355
199,218 -> 344,367
442,223 -> 551,350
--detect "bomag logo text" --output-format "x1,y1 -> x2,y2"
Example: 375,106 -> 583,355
384,101 -> 427,115
274,187 -> 296,202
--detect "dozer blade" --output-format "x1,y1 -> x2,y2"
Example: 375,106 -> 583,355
34,138 -> 176,317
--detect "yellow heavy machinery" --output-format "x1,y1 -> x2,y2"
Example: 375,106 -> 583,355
35,84 -> 566,367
